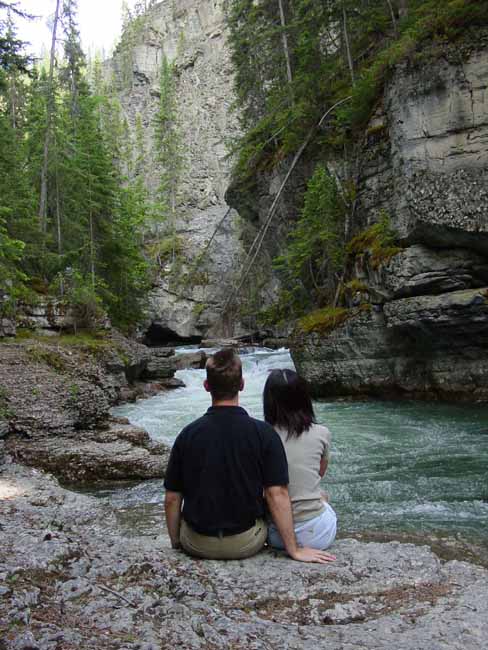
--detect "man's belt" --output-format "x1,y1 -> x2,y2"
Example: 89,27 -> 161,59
191,521 -> 256,538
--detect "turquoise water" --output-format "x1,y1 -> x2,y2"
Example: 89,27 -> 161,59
110,348 -> 488,546
315,400 -> 488,542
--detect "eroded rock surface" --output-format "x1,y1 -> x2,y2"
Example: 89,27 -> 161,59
1,463 -> 487,650
293,44 -> 488,401
0,337 -> 171,482
108,0 -> 249,340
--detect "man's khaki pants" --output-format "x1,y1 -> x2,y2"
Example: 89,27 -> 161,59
180,519 -> 267,560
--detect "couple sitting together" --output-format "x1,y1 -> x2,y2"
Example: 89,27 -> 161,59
164,348 -> 337,564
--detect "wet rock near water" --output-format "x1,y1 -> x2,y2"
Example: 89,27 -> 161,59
293,288 -> 488,402
175,351 -> 207,370
143,348 -> 178,381
0,336 -> 173,483
5,419 -> 170,483
262,338 -> 291,350
1,463 -> 487,650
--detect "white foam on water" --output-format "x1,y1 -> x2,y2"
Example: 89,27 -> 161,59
114,347 -> 295,444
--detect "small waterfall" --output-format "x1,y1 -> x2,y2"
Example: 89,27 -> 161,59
114,347 -> 295,444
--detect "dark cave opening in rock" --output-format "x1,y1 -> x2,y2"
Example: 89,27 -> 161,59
143,323 -> 202,347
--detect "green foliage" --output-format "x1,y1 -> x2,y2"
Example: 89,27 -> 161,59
69,383 -> 80,398
344,279 -> 368,294
0,384 -> 13,419
297,306 -> 352,335
226,0 -> 488,177
347,211 -> 401,269
297,303 -> 372,336
25,345 -> 66,371
59,271 -> 105,332
0,210 -> 27,313
192,302 -> 207,319
0,2 -> 154,331
272,165 -> 346,316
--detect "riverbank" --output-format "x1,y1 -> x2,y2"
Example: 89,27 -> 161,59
1,461 -> 487,650
0,332 -> 176,482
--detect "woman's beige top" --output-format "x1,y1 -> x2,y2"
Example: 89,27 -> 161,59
276,423 -> 331,522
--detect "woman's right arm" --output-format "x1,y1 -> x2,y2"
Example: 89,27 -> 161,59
319,455 -> 328,477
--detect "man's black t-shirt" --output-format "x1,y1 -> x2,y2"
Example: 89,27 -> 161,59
164,406 -> 289,535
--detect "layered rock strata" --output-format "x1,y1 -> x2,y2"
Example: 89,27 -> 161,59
0,335 -> 174,481
293,45 -> 488,401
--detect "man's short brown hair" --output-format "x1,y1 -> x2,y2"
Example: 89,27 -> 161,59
206,348 -> 242,400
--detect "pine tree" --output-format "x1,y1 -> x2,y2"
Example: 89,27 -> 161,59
152,55 -> 183,268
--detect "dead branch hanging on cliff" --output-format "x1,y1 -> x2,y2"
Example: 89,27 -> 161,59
220,95 -> 353,317
180,206 -> 233,296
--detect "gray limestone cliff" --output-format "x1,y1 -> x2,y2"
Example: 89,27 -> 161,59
109,4 -> 488,399
292,45 -> 488,401
107,0 -> 256,342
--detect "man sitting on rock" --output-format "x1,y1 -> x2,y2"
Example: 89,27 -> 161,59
164,348 -> 335,563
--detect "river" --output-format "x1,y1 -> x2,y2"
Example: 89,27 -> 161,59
107,347 -> 488,551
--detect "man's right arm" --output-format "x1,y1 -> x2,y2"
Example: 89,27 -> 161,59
264,485 -> 336,564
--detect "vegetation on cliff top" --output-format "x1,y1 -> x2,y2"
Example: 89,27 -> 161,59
226,0 -> 487,327
226,0 -> 488,177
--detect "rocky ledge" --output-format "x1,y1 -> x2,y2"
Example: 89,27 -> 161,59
1,463 -> 487,649
293,287 -> 488,402
291,45 -> 488,402
0,333 -> 175,483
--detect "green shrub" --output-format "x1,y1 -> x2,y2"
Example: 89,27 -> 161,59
25,346 -> 66,372
347,212 -> 401,269
273,165 -> 347,316
297,307 -> 352,335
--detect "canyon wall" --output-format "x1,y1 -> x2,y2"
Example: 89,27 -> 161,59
108,0 -> 252,342
293,45 -> 488,401
112,3 -> 488,399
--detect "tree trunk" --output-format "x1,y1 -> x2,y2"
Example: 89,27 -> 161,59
342,2 -> 355,86
398,0 -> 408,18
55,168 -> 63,296
277,0 -> 293,92
386,0 -> 398,36
90,211 -> 95,289
38,0 -> 61,233
9,72 -> 17,129
171,188 -> 176,266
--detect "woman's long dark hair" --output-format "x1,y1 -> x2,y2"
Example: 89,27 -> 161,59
263,369 -> 316,439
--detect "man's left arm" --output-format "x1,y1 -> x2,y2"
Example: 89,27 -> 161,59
165,490 -> 183,549
164,435 -> 184,549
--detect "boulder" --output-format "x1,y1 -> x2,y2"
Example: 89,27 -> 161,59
0,316 -> 16,338
143,348 -> 178,380
175,351 -> 207,370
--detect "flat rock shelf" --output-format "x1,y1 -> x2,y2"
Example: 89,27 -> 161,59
1,463 -> 487,650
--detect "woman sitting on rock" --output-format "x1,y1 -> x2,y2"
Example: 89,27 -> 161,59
263,369 -> 337,551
